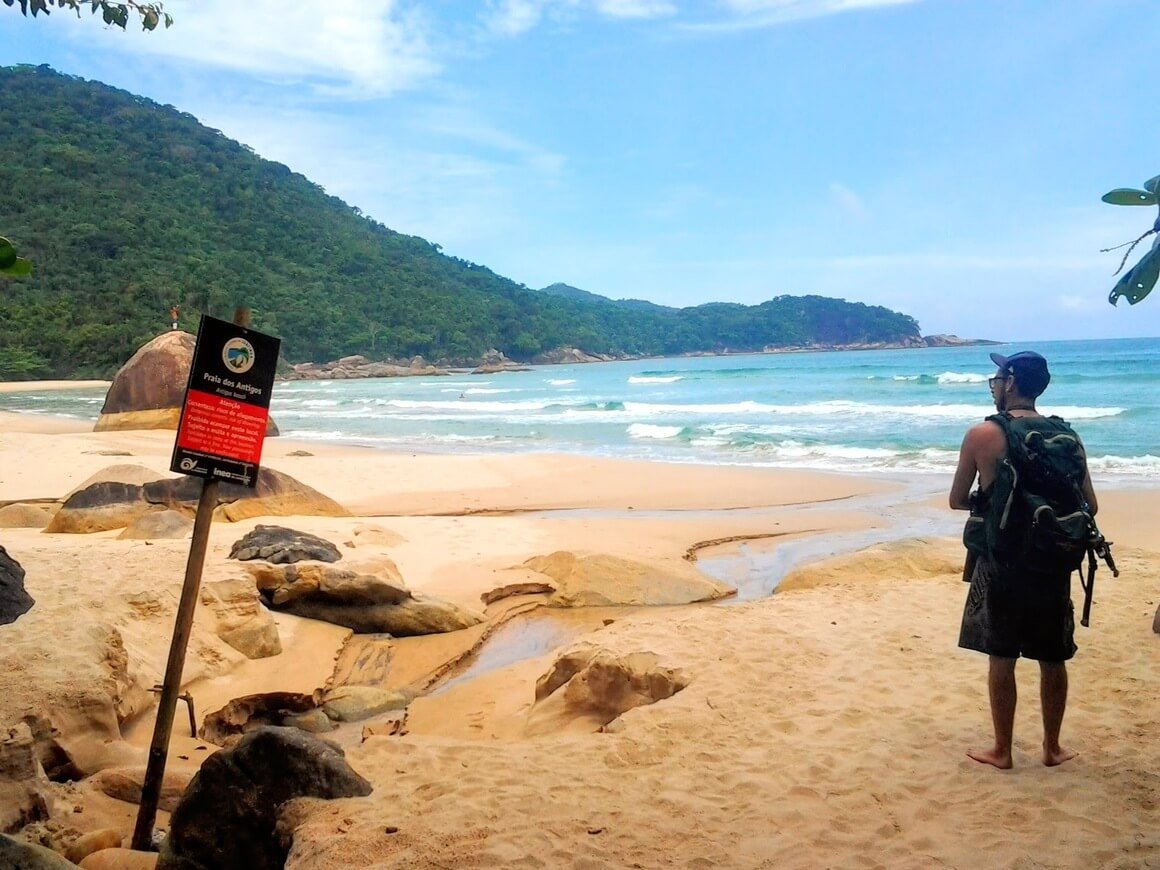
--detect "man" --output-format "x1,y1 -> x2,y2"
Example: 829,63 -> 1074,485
948,351 -> 1098,769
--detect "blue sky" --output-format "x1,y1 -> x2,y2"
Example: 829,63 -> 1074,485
3,0 -> 1160,342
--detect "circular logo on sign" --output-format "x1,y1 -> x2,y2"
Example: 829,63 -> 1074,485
222,337 -> 256,374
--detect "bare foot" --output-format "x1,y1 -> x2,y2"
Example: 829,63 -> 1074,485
967,747 -> 1013,769
1043,745 -> 1078,767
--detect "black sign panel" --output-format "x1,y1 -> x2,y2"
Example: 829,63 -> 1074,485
170,315 -> 281,487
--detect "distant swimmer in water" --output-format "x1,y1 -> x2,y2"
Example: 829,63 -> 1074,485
458,393 -> 466,400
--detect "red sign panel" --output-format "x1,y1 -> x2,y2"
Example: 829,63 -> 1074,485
170,315 -> 280,488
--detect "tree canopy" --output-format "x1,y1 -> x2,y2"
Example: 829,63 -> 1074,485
0,65 -> 924,379
2,0 -> 170,30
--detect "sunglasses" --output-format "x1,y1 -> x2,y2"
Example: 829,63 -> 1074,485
988,374 -> 1010,388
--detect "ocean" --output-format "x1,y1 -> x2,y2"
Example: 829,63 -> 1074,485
3,337 -> 1157,482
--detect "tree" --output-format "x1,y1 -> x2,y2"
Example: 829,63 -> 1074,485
2,0 -> 171,30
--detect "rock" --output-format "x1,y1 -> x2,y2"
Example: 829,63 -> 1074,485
218,618 -> 282,659
0,833 -> 76,869
1153,602 -> 1160,634
79,848 -> 159,869
94,331 -> 278,436
158,727 -> 372,870
0,724 -> 53,833
43,481 -> 158,535
64,829 -> 123,864
246,561 -> 483,635
280,709 -> 337,734
327,635 -> 394,689
0,545 -> 34,625
44,467 -> 348,534
481,581 -> 556,606
227,525 -> 342,564
0,504 -> 52,529
524,551 -> 735,606
319,686 -> 409,723
199,579 -> 281,659
199,693 -> 318,748
535,646 -> 688,726
96,331 -> 195,419
89,764 -> 194,812
117,510 -> 193,540
247,562 -> 408,607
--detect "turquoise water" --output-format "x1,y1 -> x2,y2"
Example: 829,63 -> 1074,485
3,337 -> 1157,480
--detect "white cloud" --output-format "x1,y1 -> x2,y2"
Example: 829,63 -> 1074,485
84,0 -> 440,97
484,0 -> 551,37
594,0 -> 678,19
829,182 -> 867,220
685,0 -> 921,32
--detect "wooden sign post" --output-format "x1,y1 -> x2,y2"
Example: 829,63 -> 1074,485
131,313 -> 280,851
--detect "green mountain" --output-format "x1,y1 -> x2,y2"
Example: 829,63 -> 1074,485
0,64 -> 923,379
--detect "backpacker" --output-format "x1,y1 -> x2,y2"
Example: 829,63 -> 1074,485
962,412 -> 1118,625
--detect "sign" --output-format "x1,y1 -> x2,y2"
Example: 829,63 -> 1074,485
170,315 -> 280,487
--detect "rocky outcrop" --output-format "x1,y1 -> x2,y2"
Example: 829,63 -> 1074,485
246,561 -> 484,636
44,466 -> 348,534
227,525 -> 342,564
0,724 -> 53,834
0,546 -> 33,626
200,579 -> 281,660
88,764 -> 195,813
531,347 -> 618,365
94,330 -> 279,435
534,645 -> 688,729
0,504 -> 52,529
158,727 -> 372,870
522,551 -> 735,607
117,510 -> 193,541
282,355 -> 447,381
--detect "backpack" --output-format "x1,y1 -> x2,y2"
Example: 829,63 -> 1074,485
962,412 -> 1118,625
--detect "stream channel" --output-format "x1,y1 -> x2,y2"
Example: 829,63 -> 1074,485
425,473 -> 961,698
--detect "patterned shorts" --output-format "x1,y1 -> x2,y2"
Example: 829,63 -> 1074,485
958,555 -> 1076,662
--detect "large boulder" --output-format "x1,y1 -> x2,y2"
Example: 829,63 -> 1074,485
523,551 -> 735,607
0,504 -> 52,529
0,545 -> 33,625
246,562 -> 484,636
227,525 -> 342,564
200,693 -> 318,748
158,726 -> 372,870
44,467 -> 348,534
94,331 -> 195,432
94,330 -> 278,435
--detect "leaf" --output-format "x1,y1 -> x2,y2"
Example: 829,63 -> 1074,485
0,257 -> 33,277
1145,175 -> 1160,195
0,237 -> 16,269
1101,188 -> 1158,206
1108,235 -> 1160,305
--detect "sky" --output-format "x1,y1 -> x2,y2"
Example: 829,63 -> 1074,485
3,0 -> 1160,342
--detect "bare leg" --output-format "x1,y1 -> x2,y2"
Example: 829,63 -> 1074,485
1040,661 -> 1077,766
968,656 -> 1016,769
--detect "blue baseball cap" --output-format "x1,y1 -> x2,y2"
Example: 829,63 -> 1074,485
990,350 -> 1050,396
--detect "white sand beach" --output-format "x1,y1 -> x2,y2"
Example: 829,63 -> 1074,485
1,400 -> 1158,869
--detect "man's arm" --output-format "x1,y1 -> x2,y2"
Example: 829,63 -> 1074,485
949,431 -> 978,511
949,421 -> 1006,510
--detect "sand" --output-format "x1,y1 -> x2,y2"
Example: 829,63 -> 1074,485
1,397 -> 1158,869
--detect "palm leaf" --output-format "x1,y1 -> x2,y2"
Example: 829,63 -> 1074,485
1109,235 -> 1160,305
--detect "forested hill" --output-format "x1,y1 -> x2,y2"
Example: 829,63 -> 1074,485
0,64 -> 924,378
